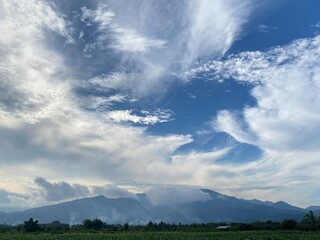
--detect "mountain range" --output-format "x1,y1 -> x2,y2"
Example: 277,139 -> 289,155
0,189 -> 318,225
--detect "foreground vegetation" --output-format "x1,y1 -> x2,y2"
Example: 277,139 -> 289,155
0,211 -> 319,239
0,231 -> 320,240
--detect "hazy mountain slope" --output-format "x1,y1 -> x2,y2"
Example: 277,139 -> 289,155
0,196 -> 150,225
150,189 -> 305,223
0,190 -> 311,225
306,206 -> 320,212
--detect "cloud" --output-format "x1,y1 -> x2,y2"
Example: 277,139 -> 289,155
214,110 -> 257,144
188,33 -> 320,153
311,21 -> 320,29
81,5 -> 114,29
109,27 -> 167,53
0,189 -> 12,204
0,188 -> 31,211
104,109 -> 173,125
34,177 -> 90,201
146,185 -> 211,206
0,0 -> 193,198
81,5 -> 167,53
181,35 -> 320,206
204,35 -> 320,152
4,0 -> 318,209
255,24 -> 278,33
91,184 -> 135,199
185,0 -> 253,60
78,0 -> 258,98
0,0 -> 74,44
79,94 -> 132,111
1,179 -> 213,208
0,0 -> 75,125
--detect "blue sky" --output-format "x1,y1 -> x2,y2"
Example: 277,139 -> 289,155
0,0 -> 320,210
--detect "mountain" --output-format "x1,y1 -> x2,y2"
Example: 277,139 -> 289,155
306,206 -> 320,212
271,201 -> 305,212
0,189 -> 310,225
0,196 -> 150,225
149,189 -> 305,223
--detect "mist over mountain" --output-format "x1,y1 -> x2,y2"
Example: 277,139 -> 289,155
0,189 -> 311,225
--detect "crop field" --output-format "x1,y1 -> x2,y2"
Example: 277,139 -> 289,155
0,231 -> 319,240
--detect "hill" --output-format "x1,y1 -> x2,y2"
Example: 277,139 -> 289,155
0,189 -> 310,225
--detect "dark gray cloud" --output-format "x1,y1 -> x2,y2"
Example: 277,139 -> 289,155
0,189 -> 30,212
34,177 -> 90,201
0,189 -> 11,204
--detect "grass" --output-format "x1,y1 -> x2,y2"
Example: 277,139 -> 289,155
0,231 -> 320,240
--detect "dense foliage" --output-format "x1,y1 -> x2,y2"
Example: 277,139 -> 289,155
23,218 -> 40,232
0,211 -> 319,234
0,231 -> 319,240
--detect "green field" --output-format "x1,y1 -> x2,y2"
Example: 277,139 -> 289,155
0,231 -> 319,240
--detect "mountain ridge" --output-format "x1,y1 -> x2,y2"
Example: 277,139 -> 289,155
0,189 -> 314,225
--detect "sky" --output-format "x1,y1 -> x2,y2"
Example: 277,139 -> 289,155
0,0 -> 320,211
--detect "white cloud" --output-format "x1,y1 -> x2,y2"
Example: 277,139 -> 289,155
80,0 -> 258,98
81,5 -> 167,53
0,0 -> 194,203
183,35 -> 320,206
0,0 -> 73,44
104,109 -> 173,125
109,27 -> 167,53
81,5 -> 114,29
0,0 -> 75,125
146,185 -> 211,206
91,184 -> 136,199
185,0 -> 252,60
311,21 -> 320,29
80,94 -> 130,111
203,35 -> 320,152
0,179 -> 212,208
214,110 -> 257,144
256,24 -> 278,33
4,0 -> 318,209
1,178 -> 137,208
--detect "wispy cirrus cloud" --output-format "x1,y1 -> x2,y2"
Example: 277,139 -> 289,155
109,27 -> 167,53
255,24 -> 278,33
78,0 -> 258,98
81,5 -> 167,53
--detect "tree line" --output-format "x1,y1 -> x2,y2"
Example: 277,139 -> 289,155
0,211 -> 319,233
